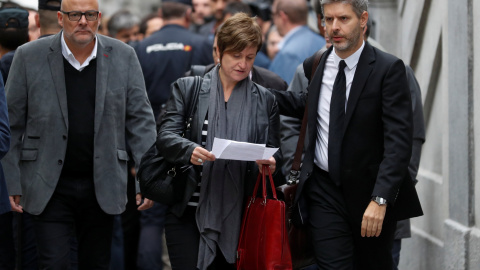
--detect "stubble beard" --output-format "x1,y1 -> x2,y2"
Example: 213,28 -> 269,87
330,25 -> 362,54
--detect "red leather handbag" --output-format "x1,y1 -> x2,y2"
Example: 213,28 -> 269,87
237,165 -> 292,270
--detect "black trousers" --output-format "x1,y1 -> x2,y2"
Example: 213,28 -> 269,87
0,212 -> 15,270
165,207 -> 234,270
32,176 -> 114,270
306,166 -> 395,270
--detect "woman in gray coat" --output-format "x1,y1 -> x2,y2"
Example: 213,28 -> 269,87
156,13 -> 281,270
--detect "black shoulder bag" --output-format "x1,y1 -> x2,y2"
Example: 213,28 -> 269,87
137,76 -> 202,205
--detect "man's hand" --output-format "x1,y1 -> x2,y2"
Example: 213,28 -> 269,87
9,195 -> 23,213
361,200 -> 386,237
136,193 -> 154,211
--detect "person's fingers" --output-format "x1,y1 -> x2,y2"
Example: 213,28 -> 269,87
137,198 -> 154,211
135,194 -> 142,205
375,221 -> 383,237
361,218 -> 367,237
9,196 -> 23,213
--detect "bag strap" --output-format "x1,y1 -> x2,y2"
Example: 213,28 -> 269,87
251,165 -> 278,201
288,49 -> 326,184
183,76 -> 202,139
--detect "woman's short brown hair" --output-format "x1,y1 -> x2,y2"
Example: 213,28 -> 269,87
216,13 -> 262,60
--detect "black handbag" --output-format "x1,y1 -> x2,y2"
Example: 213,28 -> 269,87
137,76 -> 202,205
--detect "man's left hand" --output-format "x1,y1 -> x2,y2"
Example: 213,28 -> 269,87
361,201 -> 386,237
136,193 -> 154,211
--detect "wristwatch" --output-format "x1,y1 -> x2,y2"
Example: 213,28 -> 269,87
372,196 -> 387,206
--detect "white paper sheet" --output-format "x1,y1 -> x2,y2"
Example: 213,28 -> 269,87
211,137 -> 278,161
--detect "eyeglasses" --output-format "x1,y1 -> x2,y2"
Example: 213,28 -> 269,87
61,10 -> 99,22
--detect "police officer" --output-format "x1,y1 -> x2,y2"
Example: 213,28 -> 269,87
135,0 -> 212,120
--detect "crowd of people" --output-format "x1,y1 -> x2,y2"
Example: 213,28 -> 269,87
0,0 -> 425,269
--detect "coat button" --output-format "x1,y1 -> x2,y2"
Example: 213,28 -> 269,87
58,160 -> 63,165
63,135 -> 67,140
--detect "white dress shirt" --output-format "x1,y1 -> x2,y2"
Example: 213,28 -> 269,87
61,32 -> 98,71
314,41 -> 365,171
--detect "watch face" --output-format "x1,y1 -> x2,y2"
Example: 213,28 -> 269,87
373,197 -> 387,205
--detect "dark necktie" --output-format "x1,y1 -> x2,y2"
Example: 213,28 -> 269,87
328,60 -> 346,185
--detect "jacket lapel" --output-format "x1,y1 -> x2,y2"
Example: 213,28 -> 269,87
48,32 -> 68,128
94,36 -> 111,135
344,43 -> 375,132
306,47 -> 332,144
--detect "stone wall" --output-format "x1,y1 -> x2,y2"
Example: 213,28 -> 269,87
387,0 -> 480,269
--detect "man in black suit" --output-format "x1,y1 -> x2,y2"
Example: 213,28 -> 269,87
271,0 -> 423,269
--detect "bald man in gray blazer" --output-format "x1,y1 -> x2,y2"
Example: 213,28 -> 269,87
2,0 -> 156,267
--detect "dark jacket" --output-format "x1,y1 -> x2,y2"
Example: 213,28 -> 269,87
273,43 -> 423,225
157,69 -> 281,217
135,24 -> 213,117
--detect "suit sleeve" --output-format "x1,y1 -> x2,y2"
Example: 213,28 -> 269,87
2,48 -> 27,196
372,59 -> 413,203
124,47 -> 157,192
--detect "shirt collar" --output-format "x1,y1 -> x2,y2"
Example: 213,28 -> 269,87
61,32 -> 98,71
332,41 -> 365,70
277,25 -> 302,50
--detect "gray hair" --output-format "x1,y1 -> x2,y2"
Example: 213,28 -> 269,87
107,10 -> 140,37
320,0 -> 368,18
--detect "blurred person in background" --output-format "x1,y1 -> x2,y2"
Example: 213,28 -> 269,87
107,9 -> 140,45
268,0 -> 325,84
265,25 -> 282,61
190,0 -> 212,33
197,0 -> 239,45
0,8 -> 29,82
36,0 -> 62,37
138,13 -> 162,40
2,0 -> 41,40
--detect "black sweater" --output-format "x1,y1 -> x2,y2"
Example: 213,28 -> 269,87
60,58 -> 96,178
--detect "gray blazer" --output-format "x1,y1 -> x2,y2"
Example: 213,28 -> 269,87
2,32 -> 156,215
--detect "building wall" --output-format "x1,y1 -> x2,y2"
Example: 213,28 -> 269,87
381,0 -> 480,269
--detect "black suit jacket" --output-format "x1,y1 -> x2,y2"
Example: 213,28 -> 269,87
273,43 -> 423,225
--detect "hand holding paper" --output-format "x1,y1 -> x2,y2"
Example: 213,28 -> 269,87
211,138 -> 278,161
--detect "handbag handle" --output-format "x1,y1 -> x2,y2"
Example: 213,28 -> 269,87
251,165 -> 278,204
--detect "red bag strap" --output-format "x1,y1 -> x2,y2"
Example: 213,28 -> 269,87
265,165 -> 277,200
251,169 -> 263,201
251,165 -> 279,200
